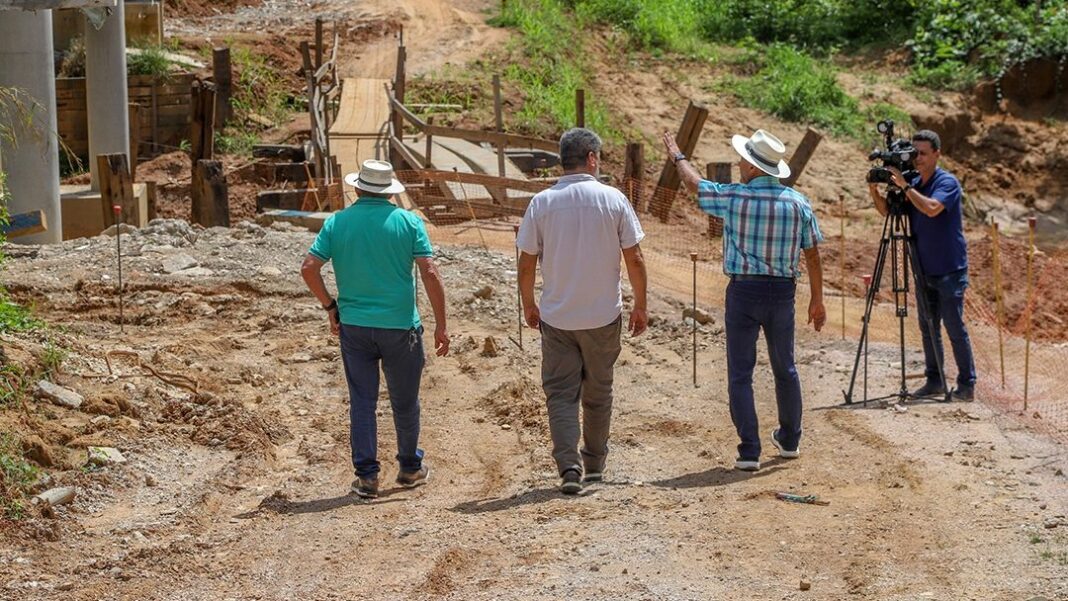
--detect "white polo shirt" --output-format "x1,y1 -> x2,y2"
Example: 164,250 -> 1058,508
516,173 -> 645,331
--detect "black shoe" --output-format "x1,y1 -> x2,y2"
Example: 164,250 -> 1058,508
560,469 -> 582,495
771,429 -> 800,459
911,380 -> 946,398
951,386 -> 975,402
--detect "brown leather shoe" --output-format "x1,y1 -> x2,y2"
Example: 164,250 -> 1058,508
351,477 -> 379,498
396,465 -> 430,488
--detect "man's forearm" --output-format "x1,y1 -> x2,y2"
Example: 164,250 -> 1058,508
676,159 -> 703,195
518,253 -> 538,308
300,258 -> 332,307
805,247 -> 823,302
623,248 -> 648,310
869,186 -> 888,217
421,270 -> 448,328
905,189 -> 944,217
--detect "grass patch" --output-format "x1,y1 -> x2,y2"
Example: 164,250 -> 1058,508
0,432 -> 39,520
489,0 -> 618,141
718,44 -> 912,142
126,45 -> 175,78
214,129 -> 260,156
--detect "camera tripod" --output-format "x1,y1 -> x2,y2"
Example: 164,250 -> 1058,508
842,191 -> 950,405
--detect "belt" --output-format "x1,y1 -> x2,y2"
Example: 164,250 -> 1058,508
729,274 -> 795,282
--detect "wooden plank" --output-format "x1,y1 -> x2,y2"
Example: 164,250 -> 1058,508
624,142 -> 643,208
782,127 -> 823,188
129,103 -> 141,180
392,45 -> 406,143
191,160 -> 229,227
576,88 -> 585,128
1,210 -> 47,239
189,79 -> 216,163
96,153 -> 135,228
399,169 -> 548,194
212,47 -> 232,129
330,78 -> 392,136
653,100 -> 709,221
257,209 -> 332,233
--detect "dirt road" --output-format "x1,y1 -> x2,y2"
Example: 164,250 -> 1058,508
1,221 -> 1065,600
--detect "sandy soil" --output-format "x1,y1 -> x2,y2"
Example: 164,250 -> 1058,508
0,220 -> 1066,600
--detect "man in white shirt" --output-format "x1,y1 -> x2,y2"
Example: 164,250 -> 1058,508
517,128 -> 648,495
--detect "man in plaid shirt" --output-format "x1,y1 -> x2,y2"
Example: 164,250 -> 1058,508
663,129 -> 825,472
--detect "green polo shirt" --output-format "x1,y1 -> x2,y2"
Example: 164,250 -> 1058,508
308,198 -> 433,329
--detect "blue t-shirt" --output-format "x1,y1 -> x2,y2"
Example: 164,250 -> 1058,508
907,167 -> 967,276
308,198 -> 433,329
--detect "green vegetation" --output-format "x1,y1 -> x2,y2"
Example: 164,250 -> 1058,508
575,0 -> 1068,90
718,44 -> 912,141
489,0 -> 618,139
231,46 -> 290,125
0,432 -> 39,520
126,45 -> 175,78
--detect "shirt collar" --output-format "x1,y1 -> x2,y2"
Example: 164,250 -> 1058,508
749,175 -> 779,185
355,196 -> 395,206
558,173 -> 597,183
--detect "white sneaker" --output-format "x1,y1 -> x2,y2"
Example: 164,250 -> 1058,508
734,458 -> 760,471
771,429 -> 800,459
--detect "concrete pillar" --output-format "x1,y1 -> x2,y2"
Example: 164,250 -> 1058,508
85,2 -> 130,191
0,10 -> 62,245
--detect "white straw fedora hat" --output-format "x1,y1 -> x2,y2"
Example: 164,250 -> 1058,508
731,129 -> 791,179
344,159 -> 406,195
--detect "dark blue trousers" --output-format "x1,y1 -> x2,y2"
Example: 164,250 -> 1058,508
915,268 -> 977,389
725,279 -> 803,460
339,324 -> 425,479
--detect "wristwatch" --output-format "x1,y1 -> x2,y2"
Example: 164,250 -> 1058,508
902,184 -> 912,193
323,299 -> 338,312
672,152 -> 686,164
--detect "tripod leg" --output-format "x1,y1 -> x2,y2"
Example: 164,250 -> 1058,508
844,213 -> 893,404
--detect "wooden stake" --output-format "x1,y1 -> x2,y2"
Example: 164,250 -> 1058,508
315,17 -> 324,69
513,224 -> 522,351
424,116 -> 434,169
492,75 -> 506,177
840,193 -> 846,340
624,142 -> 643,208
392,44 -> 407,146
575,88 -> 585,128
97,153 -> 135,228
991,219 -> 1006,388
782,127 -> 822,188
190,79 -> 216,164
191,160 -> 229,227
113,204 -> 123,333
212,47 -> 232,129
691,251 -> 698,387
654,100 -> 708,221
1024,216 -> 1036,409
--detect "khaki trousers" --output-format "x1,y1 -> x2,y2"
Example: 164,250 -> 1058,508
540,316 -> 622,476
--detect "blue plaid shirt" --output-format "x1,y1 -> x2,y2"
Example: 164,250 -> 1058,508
697,176 -> 822,277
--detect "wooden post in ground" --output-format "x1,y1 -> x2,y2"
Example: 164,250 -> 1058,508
315,17 -> 324,69
191,160 -> 230,228
1024,216 -> 1036,409
97,153 -> 135,228
145,181 -> 158,221
212,47 -> 232,129
840,193 -> 846,340
782,127 -> 822,188
575,88 -> 585,128
653,100 -> 708,221
991,219 -> 1006,388
128,103 -> 141,180
391,42 -> 407,164
492,75 -> 506,178
190,79 -> 216,165
624,142 -> 643,208
706,162 -> 729,239
424,116 -> 435,169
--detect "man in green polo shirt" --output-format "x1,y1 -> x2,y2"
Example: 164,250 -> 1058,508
300,159 -> 450,499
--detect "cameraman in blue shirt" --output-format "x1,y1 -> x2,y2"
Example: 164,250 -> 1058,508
869,129 -> 976,401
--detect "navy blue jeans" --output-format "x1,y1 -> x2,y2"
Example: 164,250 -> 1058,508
339,324 -> 425,479
915,268 -> 977,389
725,279 -> 802,460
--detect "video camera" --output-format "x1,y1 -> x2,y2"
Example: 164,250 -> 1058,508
865,120 -> 918,186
